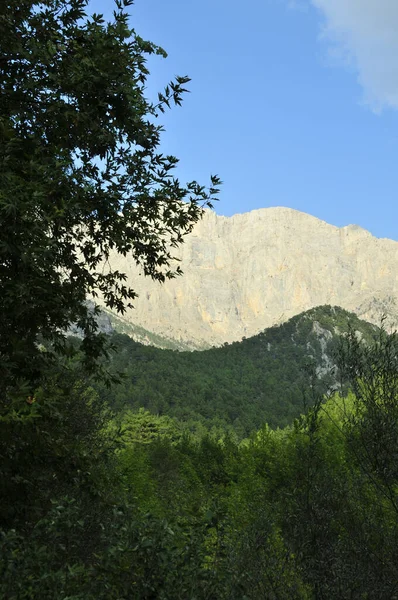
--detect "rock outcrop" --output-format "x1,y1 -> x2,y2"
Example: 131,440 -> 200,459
100,207 -> 398,348
68,300 -> 114,338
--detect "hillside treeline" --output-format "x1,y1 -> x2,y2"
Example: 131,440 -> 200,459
2,327 -> 398,598
96,306 -> 378,436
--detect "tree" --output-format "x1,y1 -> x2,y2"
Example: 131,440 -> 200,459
0,0 -> 220,391
336,325 -> 398,501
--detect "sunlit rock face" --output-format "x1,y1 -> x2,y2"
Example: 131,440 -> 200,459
101,207 -> 398,348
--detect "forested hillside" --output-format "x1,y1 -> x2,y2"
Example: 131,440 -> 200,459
98,305 -> 378,436
2,326 -> 398,598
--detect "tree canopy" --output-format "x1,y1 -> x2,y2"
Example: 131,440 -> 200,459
0,0 -> 220,390
2,326 -> 398,598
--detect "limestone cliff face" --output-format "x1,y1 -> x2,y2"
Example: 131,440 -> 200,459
102,207 -> 398,348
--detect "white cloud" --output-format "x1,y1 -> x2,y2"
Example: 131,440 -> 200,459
310,0 -> 398,111
287,0 -> 309,12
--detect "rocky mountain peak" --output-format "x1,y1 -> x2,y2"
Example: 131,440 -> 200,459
100,208 -> 398,348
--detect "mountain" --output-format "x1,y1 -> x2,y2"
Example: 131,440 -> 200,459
68,300 -> 114,337
102,306 -> 378,437
101,207 -> 398,349
101,307 -> 205,351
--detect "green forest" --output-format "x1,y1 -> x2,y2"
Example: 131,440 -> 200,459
97,305 -> 378,436
2,326 -> 398,598
1,1 -> 398,598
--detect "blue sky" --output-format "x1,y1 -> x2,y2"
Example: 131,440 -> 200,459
95,0 -> 398,240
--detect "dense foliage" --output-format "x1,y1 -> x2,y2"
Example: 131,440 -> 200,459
97,306 -> 378,436
2,327 -> 398,598
0,0 -> 220,390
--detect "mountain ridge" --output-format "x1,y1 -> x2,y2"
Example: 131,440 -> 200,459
104,305 -> 379,436
100,207 -> 398,348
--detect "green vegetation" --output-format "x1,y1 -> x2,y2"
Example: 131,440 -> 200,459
2,326 -> 398,598
1,0 -> 398,597
0,0 -> 220,389
99,305 -> 378,436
